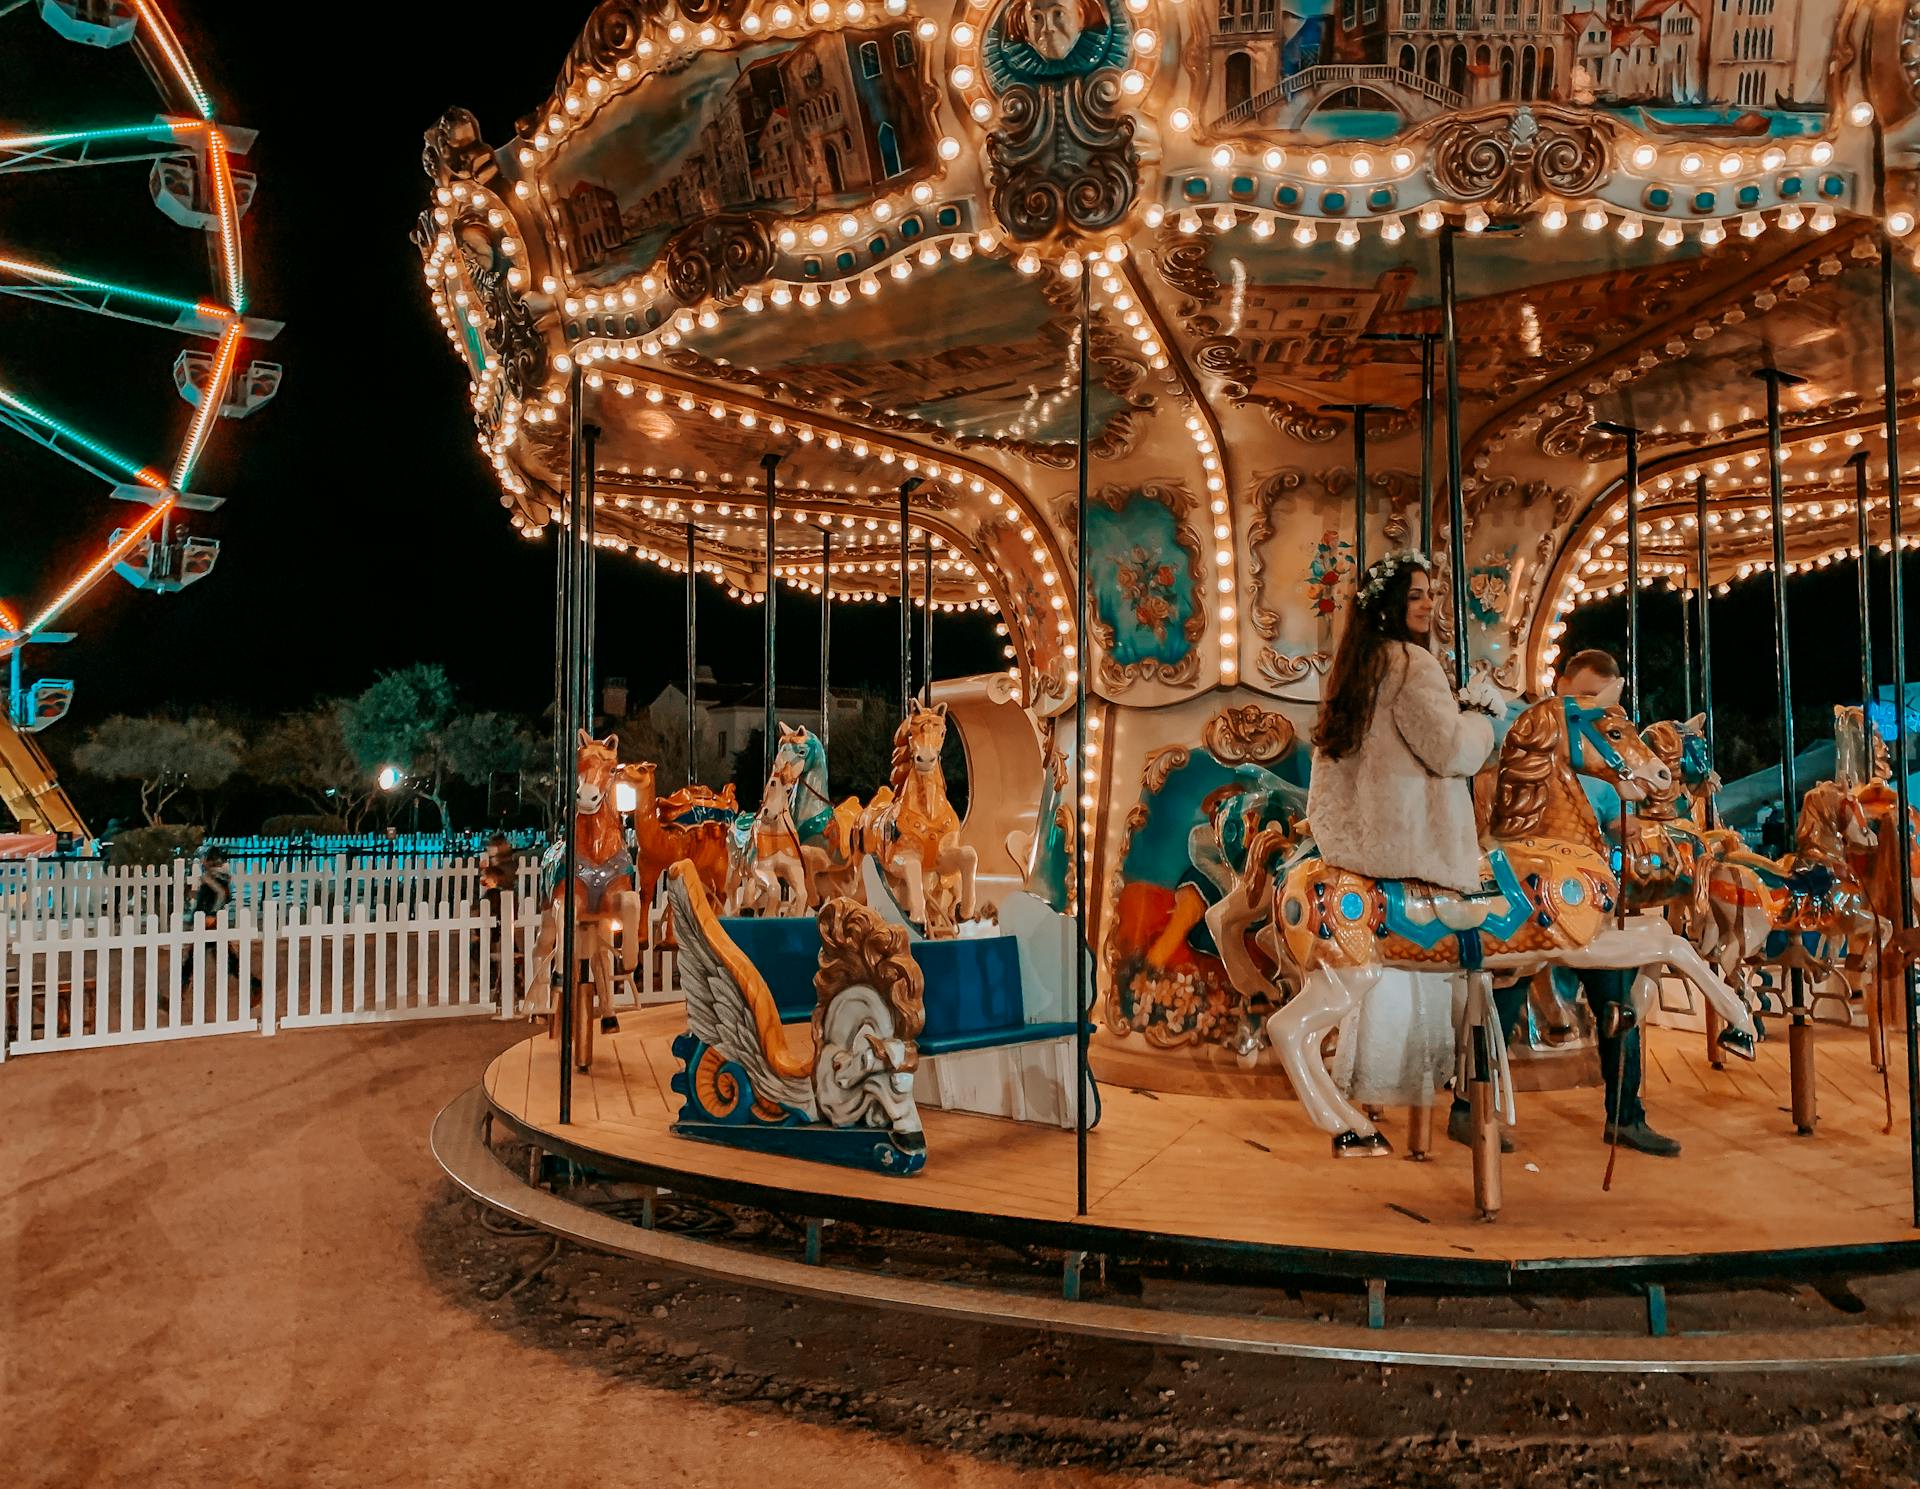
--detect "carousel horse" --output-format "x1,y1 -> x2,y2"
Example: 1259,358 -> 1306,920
1180,771 -> 1311,1009
657,780 -> 739,827
621,759 -> 734,908
858,699 -> 978,938
1704,778 -> 1879,1015
529,732 -> 645,1068
1270,696 -> 1759,1157
1627,715 -> 1744,932
733,725 -> 865,915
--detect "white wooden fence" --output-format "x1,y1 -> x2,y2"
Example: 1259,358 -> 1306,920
1,854 -> 543,932
2,889 -> 681,1061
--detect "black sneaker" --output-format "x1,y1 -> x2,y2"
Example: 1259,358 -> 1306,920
1605,1120 -> 1682,1157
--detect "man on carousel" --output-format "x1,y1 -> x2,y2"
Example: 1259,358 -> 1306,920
1448,648 -> 1683,1158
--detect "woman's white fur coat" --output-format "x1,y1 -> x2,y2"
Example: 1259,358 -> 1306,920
1306,641 -> 1496,894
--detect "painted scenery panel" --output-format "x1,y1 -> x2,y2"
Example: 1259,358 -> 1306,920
549,29 -> 938,286
681,255 -> 1131,445
1202,0 -> 1836,140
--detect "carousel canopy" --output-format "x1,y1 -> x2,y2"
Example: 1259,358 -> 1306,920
415,0 -> 1920,711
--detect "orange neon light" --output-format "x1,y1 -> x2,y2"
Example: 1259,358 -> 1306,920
0,497 -> 174,655
204,128 -> 245,312
0,601 -> 19,635
171,319 -> 241,487
131,2 -> 212,120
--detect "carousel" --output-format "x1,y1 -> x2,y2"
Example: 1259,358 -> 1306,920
423,0 -> 1920,1364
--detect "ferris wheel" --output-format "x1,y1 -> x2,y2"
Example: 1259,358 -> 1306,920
0,0 -> 277,833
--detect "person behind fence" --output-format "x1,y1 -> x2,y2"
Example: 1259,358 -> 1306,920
179,847 -> 260,995
479,832 -> 515,966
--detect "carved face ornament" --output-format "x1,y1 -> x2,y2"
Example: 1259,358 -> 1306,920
1026,0 -> 1084,60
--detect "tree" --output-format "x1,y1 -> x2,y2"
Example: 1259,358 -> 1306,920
73,715 -> 244,826
827,691 -> 901,803
344,664 -> 458,828
247,701 -> 379,829
443,711 -> 541,786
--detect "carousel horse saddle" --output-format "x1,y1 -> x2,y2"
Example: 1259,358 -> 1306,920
575,847 -> 636,914
1376,850 -> 1535,966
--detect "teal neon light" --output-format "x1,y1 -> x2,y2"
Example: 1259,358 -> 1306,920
0,259 -> 216,317
0,386 -> 160,485
0,122 -> 197,151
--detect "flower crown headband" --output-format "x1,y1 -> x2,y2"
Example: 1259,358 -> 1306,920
1356,550 -> 1432,615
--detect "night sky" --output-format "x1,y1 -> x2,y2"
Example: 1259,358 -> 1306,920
5,4 -> 1918,784
2,3 -> 1000,745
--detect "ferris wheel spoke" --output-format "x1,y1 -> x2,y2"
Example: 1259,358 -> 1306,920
0,254 -> 237,335
0,380 -> 171,491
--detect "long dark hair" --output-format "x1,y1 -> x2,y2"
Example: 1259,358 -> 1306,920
1310,554 -> 1431,761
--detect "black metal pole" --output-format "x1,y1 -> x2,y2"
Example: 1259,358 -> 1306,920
560,365 -> 584,1124
821,530 -> 832,752
898,477 -> 921,718
761,454 -> 781,779
1855,451 -> 1875,714
1439,228 -> 1469,691
1680,579 -> 1693,721
582,422 -> 599,736
686,522 -> 697,787
1420,332 -> 1435,557
1074,272 -> 1092,1218
1696,472 -> 1716,780
922,536 -> 934,704
1757,364 -> 1815,1135
1872,121 -> 1920,1217
1321,402 -> 1395,582
1594,422 -> 1642,718
552,516 -> 566,834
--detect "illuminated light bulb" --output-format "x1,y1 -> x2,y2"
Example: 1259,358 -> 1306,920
1060,252 -> 1082,279
1120,68 -> 1146,94
1541,200 -> 1568,231
1335,220 -> 1359,248
1178,209 -> 1202,234
1213,205 -> 1236,230
1211,144 -> 1232,168
667,21 -> 686,40
951,21 -> 975,42
1811,141 -> 1835,165
838,214 -> 860,237
743,293 -> 764,313
1630,143 -> 1657,169
917,244 -> 940,266
827,282 -> 850,304
977,229 -> 999,250
769,286 -> 793,306
1777,203 -> 1804,230
552,352 -> 574,372
859,273 -> 880,295
1390,149 -> 1414,173
1418,204 -> 1444,232
1811,206 -> 1836,232
884,0 -> 905,13
1850,100 -> 1875,126
1581,205 -> 1607,231
1105,241 -> 1127,261
1144,203 -> 1166,227
1308,154 -> 1329,177
951,64 -> 974,87
1251,214 -> 1275,238
1133,27 -> 1156,51
1170,107 -> 1193,131
1352,153 -> 1373,179
1699,219 -> 1726,246
1891,210 -> 1917,237
772,3 -> 794,20
1680,152 -> 1702,176
698,308 -> 718,328
949,236 -> 973,260
698,23 -> 717,42
1464,204 -> 1489,233
807,0 -> 829,19
842,0 -> 863,18
1016,250 -> 1041,274
1617,213 -> 1642,240
938,135 -> 961,160
1656,219 -> 1684,247
1739,212 -> 1765,238
741,14 -> 762,32
798,284 -> 821,306
971,98 -> 993,121
1379,214 -> 1405,243
1717,152 -> 1742,177
1292,219 -> 1316,246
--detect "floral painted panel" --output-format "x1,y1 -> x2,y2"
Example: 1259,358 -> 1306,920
1085,484 -> 1205,690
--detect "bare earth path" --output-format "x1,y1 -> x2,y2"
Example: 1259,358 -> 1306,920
3,1018 -> 1918,1488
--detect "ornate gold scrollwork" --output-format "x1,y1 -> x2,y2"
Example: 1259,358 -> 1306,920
1201,705 -> 1296,766
1425,105 -> 1611,216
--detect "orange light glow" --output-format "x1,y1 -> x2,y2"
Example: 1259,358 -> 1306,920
172,320 -> 242,487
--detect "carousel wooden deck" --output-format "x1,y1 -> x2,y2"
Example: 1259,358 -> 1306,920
485,1007 -> 1918,1274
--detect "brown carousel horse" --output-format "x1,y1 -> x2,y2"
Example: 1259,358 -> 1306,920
1270,695 -> 1758,1156
858,699 -> 977,937
620,759 -> 734,908
529,732 -> 645,1069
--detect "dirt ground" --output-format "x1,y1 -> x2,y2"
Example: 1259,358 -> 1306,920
3,1018 -> 1918,1489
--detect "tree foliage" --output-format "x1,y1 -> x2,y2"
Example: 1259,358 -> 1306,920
247,701 -> 377,828
73,715 -> 244,826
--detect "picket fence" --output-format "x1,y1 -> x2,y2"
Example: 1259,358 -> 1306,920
0,854 -> 543,931
1,889 -> 681,1061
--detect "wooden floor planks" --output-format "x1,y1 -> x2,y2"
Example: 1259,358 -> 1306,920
486,1008 -> 1918,1264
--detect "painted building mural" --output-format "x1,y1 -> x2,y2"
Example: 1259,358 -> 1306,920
1204,0 -> 1835,133
551,27 -> 937,285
